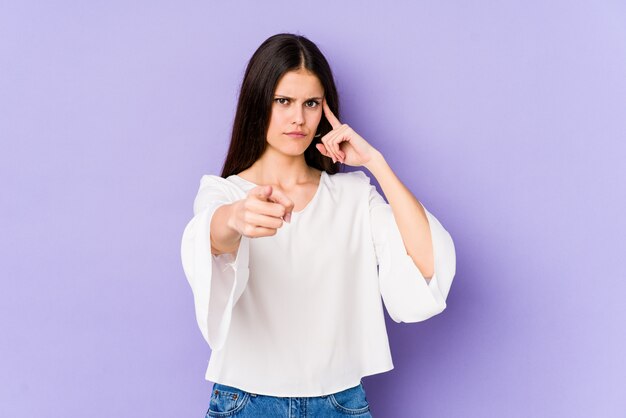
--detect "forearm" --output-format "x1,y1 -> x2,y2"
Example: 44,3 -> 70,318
210,203 -> 242,255
364,150 -> 435,280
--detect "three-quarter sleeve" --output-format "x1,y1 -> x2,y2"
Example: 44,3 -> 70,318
366,175 -> 456,323
180,175 -> 250,351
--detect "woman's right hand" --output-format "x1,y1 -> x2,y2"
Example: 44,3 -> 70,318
228,185 -> 295,238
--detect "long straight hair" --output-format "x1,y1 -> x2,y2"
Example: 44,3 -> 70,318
220,33 -> 342,178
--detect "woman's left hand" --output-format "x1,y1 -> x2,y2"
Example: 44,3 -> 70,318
315,97 -> 378,167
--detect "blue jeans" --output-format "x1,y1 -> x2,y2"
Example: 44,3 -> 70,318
206,380 -> 373,417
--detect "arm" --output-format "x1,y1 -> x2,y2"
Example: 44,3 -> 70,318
181,175 -> 252,350
365,150 -> 435,281
210,203 -> 242,255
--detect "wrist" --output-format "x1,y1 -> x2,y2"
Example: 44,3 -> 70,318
226,201 -> 242,237
364,149 -> 386,174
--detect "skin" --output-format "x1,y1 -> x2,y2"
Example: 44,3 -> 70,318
215,67 -> 435,282
236,67 -> 325,195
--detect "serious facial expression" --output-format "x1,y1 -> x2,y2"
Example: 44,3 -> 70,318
265,68 -> 325,156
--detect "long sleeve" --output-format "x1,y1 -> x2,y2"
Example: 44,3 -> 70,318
367,177 -> 456,323
180,175 -> 250,351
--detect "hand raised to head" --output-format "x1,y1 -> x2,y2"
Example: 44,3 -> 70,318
315,97 -> 379,167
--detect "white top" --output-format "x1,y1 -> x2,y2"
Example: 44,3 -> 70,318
180,169 -> 456,397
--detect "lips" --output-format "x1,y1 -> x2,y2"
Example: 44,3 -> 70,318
285,131 -> 306,137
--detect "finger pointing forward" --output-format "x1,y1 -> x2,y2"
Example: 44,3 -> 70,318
253,185 -> 295,223
322,97 -> 341,129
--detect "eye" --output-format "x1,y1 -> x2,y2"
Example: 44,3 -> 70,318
274,98 -> 320,107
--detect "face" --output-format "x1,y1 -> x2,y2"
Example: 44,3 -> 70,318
265,68 -> 325,157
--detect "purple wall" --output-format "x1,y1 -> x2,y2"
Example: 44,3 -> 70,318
1,1 -> 624,417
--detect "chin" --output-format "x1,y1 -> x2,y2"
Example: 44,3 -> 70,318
269,139 -> 311,153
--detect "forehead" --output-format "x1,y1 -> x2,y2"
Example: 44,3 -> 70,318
275,70 -> 323,96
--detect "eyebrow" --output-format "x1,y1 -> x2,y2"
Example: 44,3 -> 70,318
274,95 -> 323,101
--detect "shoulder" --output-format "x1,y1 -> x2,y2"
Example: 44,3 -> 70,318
326,169 -> 372,187
192,174 -> 245,214
198,174 -> 244,194
199,174 -> 233,188
325,170 -> 374,209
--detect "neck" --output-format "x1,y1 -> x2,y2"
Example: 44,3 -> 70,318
248,149 -> 316,187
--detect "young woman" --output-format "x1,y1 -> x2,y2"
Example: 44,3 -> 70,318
181,33 -> 456,417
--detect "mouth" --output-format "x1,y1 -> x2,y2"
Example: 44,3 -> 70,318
284,132 -> 307,138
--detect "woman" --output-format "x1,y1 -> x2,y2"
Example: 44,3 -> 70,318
181,33 -> 456,417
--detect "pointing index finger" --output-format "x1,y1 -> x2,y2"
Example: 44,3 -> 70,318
252,185 -> 295,219
322,97 -> 341,129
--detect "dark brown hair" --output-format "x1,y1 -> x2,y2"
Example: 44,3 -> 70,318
220,33 -> 342,178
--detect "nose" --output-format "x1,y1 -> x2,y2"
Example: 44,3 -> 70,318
292,105 -> 304,125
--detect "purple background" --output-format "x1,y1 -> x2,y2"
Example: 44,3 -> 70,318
1,1 -> 625,417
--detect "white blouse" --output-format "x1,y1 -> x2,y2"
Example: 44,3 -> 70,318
180,169 -> 456,397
